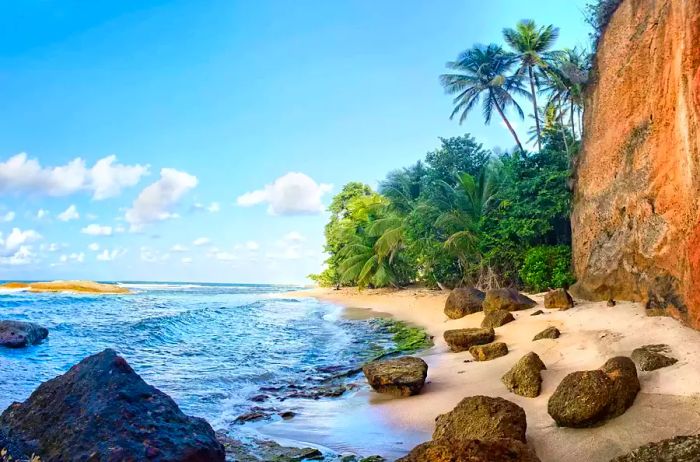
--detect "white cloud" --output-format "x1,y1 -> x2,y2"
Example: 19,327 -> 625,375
36,209 -> 48,219
59,252 -> 84,263
245,241 -> 260,251
283,231 -> 304,242
1,245 -> 34,265
41,242 -> 64,252
139,246 -> 170,263
57,204 -> 80,222
181,257 -> 193,264
170,244 -> 189,252
96,248 -> 125,261
125,168 -> 198,231
236,172 -> 332,215
0,153 -> 148,199
193,237 -> 210,246
0,228 -> 41,256
213,251 -> 237,261
207,202 -> 221,213
0,211 -> 15,223
81,224 -> 113,236
88,242 -> 100,251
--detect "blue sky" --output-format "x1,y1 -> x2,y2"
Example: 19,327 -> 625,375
0,0 -> 590,284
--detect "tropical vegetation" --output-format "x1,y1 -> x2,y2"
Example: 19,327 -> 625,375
310,14 -> 595,292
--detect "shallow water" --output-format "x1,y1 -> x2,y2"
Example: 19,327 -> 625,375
0,282 -> 425,458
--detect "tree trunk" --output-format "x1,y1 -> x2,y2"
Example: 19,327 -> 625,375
557,100 -> 569,154
570,99 -> 576,138
491,91 -> 525,154
528,66 -> 542,151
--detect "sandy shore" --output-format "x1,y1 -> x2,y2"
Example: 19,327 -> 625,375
286,287 -> 700,462
0,280 -> 130,294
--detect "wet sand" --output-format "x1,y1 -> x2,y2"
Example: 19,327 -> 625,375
283,287 -> 700,461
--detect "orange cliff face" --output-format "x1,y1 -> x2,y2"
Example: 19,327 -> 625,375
572,0 -> 700,327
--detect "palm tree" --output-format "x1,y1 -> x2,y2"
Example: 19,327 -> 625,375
543,48 -> 589,139
503,20 -> 560,151
440,44 -> 529,153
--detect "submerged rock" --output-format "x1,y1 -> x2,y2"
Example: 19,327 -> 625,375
433,395 -> 527,443
631,344 -> 678,371
483,288 -> 536,312
501,352 -> 546,398
362,356 -> 428,397
544,288 -> 574,310
397,438 -> 541,462
481,310 -> 515,329
548,356 -> 640,428
0,348 -> 225,461
444,287 -> 485,319
533,326 -> 560,341
0,320 -> 48,348
469,342 -> 509,361
444,328 -> 494,352
610,435 -> 700,461
217,432 -> 323,462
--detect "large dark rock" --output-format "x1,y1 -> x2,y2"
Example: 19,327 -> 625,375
433,395 -> 527,443
0,320 -> 48,348
502,352 -> 546,398
443,328 -> 495,352
469,342 -> 509,361
483,289 -> 536,313
362,356 -> 428,397
548,356 -> 640,428
444,287 -> 485,319
0,349 -> 225,462
631,344 -> 678,371
481,310 -> 515,329
610,435 -> 700,461
397,438 -> 541,462
544,289 -> 574,310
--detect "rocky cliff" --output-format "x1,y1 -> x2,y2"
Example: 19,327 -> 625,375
572,0 -> 700,327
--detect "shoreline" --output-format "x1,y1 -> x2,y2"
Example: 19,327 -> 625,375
285,286 -> 700,462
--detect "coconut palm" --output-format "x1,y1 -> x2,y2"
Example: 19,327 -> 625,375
440,44 -> 529,153
543,48 -> 590,139
503,20 -> 560,151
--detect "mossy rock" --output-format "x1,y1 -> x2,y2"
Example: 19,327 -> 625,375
396,438 -> 541,462
443,328 -> 494,352
432,395 -> 527,443
610,435 -> 700,461
600,356 -> 640,419
444,287 -> 485,319
533,326 -> 560,341
469,342 -> 509,361
362,356 -> 428,397
483,288 -> 536,313
501,352 -> 546,398
481,310 -> 515,329
544,288 -> 574,310
631,344 -> 678,371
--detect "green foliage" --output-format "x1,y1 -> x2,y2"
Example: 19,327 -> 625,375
519,245 -> 575,292
585,0 -> 623,44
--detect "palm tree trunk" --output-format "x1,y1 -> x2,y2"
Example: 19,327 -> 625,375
557,100 -> 569,154
528,66 -> 542,151
491,92 -> 524,154
570,99 -> 576,138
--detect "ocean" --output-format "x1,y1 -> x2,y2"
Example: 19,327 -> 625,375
0,282 -> 427,459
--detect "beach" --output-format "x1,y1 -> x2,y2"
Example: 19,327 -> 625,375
287,287 -> 700,462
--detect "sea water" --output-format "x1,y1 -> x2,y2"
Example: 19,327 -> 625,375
0,282 -> 426,459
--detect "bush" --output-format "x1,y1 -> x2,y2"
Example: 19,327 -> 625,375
519,245 -> 575,292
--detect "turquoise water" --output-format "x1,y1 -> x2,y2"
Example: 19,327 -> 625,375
0,282 -> 412,456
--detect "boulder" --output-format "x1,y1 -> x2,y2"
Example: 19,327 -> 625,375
544,288 -> 574,310
631,344 -> 678,371
483,288 -> 536,313
362,356 -> 428,397
469,342 -> 509,361
444,287 -> 485,319
397,438 -> 541,462
433,395 -> 527,443
533,326 -> 560,341
501,352 -> 546,398
0,320 -> 48,348
0,349 -> 225,461
548,356 -> 640,427
444,328 -> 494,352
481,310 -> 515,329
610,435 -> 700,462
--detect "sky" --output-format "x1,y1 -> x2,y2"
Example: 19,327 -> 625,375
0,0 -> 591,284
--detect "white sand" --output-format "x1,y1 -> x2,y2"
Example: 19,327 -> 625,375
285,287 -> 700,461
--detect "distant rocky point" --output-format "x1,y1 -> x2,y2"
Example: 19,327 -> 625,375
1,280 -> 130,294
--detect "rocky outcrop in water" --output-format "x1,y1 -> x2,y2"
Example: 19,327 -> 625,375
0,321 -> 48,348
362,356 -> 428,397
571,0 -> 700,328
483,289 -> 536,312
444,287 -> 485,319
0,349 -> 224,461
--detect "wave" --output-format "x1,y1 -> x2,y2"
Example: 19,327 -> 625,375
118,283 -> 209,290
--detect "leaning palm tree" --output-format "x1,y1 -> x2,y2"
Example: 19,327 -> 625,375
440,44 -> 529,153
503,20 -> 560,151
